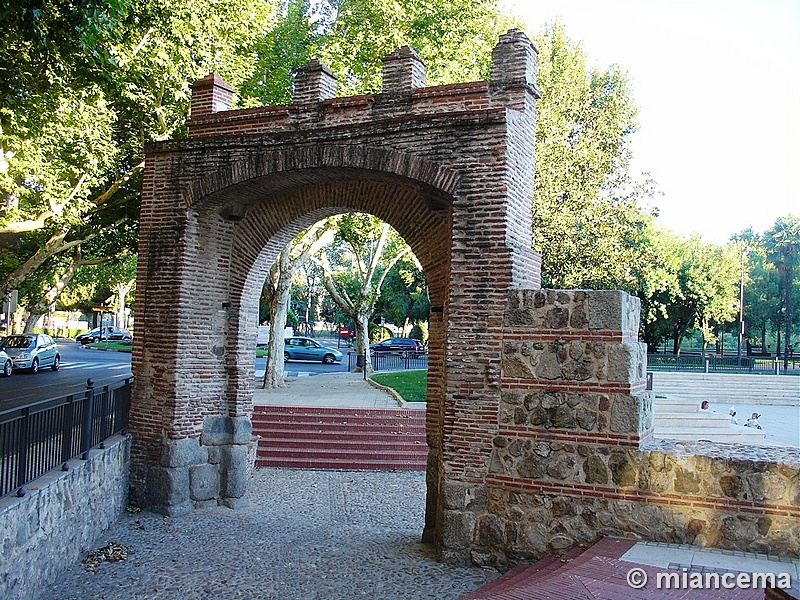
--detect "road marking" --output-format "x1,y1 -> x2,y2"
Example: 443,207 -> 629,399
61,363 -> 131,371
254,371 -> 313,378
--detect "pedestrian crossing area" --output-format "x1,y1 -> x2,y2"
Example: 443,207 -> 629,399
60,361 -> 131,372
254,370 -> 314,379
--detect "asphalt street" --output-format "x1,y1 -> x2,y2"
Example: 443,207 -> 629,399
0,341 -> 133,411
0,339 -> 351,411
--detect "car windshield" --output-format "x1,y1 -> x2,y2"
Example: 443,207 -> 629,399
1,335 -> 34,349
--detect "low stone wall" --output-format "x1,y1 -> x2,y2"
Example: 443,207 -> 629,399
0,435 -> 130,600
484,440 -> 800,565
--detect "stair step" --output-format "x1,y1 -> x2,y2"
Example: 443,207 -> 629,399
254,428 -> 424,440
654,428 -> 766,443
252,407 -> 425,417
252,421 -> 425,434
257,439 -> 425,453
255,457 -> 426,470
653,412 -> 733,428
252,406 -> 428,472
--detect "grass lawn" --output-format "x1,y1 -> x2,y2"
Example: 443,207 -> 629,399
86,341 -> 132,352
370,370 -> 427,403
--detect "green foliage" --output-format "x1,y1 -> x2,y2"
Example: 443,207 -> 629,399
239,0 -> 320,106
764,214 -> 800,358
530,23 -> 657,292
373,254 -> 429,331
409,321 -> 428,345
369,323 -> 392,343
1,0 -> 278,312
316,0 -> 519,95
370,370 -> 427,402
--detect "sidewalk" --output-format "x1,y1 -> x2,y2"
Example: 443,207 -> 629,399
41,467 -> 800,600
253,371 -> 420,409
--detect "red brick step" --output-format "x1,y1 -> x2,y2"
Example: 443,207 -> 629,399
252,405 -> 428,471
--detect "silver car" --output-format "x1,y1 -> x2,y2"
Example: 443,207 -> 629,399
0,333 -> 61,373
0,349 -> 11,377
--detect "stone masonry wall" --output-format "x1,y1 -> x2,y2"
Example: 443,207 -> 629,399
0,436 -> 130,600
445,289 -> 800,567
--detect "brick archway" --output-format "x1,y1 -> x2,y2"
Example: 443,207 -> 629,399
132,31 -> 659,565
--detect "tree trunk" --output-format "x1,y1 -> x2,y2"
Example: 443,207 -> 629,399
23,312 -> 44,333
262,280 -> 291,388
115,280 -> 135,330
352,313 -> 372,373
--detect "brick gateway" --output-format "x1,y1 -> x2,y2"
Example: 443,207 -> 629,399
132,30 -> 799,565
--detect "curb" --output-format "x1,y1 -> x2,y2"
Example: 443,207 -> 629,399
80,345 -> 132,354
366,377 -> 407,408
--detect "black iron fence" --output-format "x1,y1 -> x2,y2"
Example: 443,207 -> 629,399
347,351 -> 429,372
0,378 -> 132,499
647,353 -> 799,375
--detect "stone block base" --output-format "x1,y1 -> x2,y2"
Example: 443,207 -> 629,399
145,417 -> 253,514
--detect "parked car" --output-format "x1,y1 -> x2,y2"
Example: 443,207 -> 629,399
369,337 -> 425,358
0,333 -> 60,373
283,337 -> 343,364
76,327 -> 103,345
0,349 -> 12,377
76,327 -> 132,344
107,328 -> 133,343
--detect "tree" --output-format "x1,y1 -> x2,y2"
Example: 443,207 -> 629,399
315,0 -> 519,96
373,254 -> 429,337
663,236 -> 740,355
0,0 -> 278,319
637,226 -> 682,352
313,214 -> 411,372
764,214 -> 800,369
530,23 -> 658,292
261,221 -> 334,388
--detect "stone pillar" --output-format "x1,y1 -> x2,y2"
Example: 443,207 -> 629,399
468,289 -> 652,565
382,45 -> 427,92
293,59 -> 337,104
190,73 -> 235,118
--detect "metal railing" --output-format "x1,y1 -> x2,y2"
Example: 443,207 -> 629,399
647,354 -> 799,375
347,351 -> 429,372
0,378 -> 132,499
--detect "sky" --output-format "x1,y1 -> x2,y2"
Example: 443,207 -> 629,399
499,0 -> 800,244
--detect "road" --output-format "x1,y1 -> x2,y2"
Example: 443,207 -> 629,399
0,340 -> 352,411
0,341 -> 133,411
1,340 -> 424,410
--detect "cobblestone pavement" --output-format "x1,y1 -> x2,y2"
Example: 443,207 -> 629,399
43,469 -> 498,600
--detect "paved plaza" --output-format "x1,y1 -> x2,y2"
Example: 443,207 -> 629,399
42,469 -> 498,600
36,373 -> 799,599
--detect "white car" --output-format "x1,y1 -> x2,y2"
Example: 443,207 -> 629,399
0,334 -> 61,373
0,349 -> 11,377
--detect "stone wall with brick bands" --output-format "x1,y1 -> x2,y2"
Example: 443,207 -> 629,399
480,439 -> 800,564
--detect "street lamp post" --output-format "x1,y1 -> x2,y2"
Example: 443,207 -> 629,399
737,247 -> 746,365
